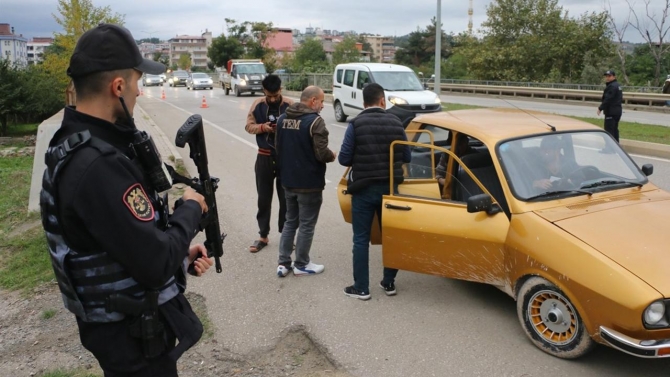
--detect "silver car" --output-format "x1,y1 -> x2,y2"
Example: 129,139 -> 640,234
187,73 -> 214,90
142,74 -> 162,87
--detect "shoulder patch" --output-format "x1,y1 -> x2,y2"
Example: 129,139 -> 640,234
123,184 -> 154,221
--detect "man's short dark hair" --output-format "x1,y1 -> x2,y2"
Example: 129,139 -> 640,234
72,69 -> 133,98
262,75 -> 282,93
363,83 -> 385,107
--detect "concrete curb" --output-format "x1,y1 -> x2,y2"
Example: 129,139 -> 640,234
27,105 -> 184,213
284,89 -> 670,160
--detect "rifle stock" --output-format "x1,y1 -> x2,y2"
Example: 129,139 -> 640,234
174,115 -> 224,273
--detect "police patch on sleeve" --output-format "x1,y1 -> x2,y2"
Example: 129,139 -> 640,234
123,184 -> 154,221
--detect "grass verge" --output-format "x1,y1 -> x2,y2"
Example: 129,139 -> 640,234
0,147 -> 52,293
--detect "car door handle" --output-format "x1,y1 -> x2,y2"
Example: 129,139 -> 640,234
385,203 -> 412,211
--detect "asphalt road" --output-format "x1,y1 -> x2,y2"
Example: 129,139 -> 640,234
137,84 -> 670,377
439,93 -> 669,127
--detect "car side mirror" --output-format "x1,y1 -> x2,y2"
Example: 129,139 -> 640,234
467,194 -> 501,215
641,163 -> 654,176
424,83 -> 429,90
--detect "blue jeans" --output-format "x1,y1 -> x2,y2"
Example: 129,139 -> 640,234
278,189 -> 323,269
351,184 -> 398,293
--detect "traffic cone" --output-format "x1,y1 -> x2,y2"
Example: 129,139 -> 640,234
161,89 -> 166,100
200,96 -> 209,109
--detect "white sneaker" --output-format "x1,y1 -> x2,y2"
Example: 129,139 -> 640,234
277,265 -> 291,278
293,261 -> 324,276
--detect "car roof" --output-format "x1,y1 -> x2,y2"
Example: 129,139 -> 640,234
411,108 -> 600,144
335,63 -> 413,72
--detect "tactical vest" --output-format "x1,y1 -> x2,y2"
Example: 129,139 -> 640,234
276,112 -> 326,189
40,131 -> 179,323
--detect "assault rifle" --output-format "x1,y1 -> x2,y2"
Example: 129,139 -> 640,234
168,114 -> 225,273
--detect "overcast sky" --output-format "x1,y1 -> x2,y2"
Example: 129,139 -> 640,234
2,0 -> 665,43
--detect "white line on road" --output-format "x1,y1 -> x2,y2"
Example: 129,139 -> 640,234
228,100 -> 239,103
329,123 -> 348,130
155,99 -> 332,183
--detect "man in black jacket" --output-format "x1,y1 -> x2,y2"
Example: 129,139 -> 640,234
338,83 -> 411,300
40,24 -> 213,377
597,70 -> 623,142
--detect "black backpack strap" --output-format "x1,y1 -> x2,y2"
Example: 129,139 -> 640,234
45,130 -> 92,167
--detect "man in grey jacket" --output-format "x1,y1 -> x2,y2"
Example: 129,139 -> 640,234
274,86 -> 336,277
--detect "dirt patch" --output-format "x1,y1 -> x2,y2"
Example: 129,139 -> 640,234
0,283 -> 352,377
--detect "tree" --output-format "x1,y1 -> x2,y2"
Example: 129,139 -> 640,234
460,0 -> 613,82
333,36 -> 361,65
395,19 -> 450,68
41,0 -> 124,90
291,38 -> 329,72
178,53 -> 192,71
0,60 -> 26,136
605,0 -> 632,84
207,34 -> 244,68
626,0 -> 670,86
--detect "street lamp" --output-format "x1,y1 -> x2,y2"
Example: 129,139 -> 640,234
434,0 -> 441,96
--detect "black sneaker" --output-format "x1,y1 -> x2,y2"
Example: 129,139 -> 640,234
379,281 -> 397,296
344,285 -> 370,301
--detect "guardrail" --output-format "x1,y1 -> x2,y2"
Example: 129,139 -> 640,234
432,83 -> 669,107
212,72 -> 668,108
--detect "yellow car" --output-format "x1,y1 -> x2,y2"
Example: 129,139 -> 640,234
338,108 -> 668,359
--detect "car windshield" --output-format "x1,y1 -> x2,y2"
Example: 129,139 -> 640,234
174,72 -> 189,78
370,71 -> 424,91
192,73 -> 209,78
498,131 -> 647,201
237,64 -> 267,75
146,75 -> 160,79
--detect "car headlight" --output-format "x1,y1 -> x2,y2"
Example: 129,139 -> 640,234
434,97 -> 442,104
644,301 -> 666,326
239,79 -> 247,86
388,96 -> 408,105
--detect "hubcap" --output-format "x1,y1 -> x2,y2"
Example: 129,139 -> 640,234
335,104 -> 343,118
527,290 -> 578,345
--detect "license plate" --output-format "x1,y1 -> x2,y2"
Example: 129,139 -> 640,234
252,86 -> 262,90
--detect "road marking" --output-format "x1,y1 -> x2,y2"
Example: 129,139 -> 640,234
155,100 -> 332,183
330,123 -> 347,130
228,100 -> 239,103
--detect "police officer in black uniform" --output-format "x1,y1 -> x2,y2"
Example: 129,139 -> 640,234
39,24 -> 213,377
597,70 -> 623,142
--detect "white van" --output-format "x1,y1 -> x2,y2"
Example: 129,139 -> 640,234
332,63 -> 442,122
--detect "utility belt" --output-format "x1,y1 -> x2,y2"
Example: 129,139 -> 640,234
106,291 -> 166,359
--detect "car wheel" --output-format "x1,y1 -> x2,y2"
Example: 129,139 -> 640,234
235,86 -> 241,97
334,101 -> 348,122
517,277 -> 594,359
224,84 -> 229,95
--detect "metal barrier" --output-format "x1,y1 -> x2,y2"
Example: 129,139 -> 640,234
433,83 -> 668,107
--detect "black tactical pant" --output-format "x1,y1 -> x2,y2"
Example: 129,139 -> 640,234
604,112 -> 621,142
255,153 -> 286,238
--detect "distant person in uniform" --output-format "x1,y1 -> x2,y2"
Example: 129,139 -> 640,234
597,70 -> 623,142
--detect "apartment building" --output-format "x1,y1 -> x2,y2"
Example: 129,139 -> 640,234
0,23 -> 28,67
168,29 -> 213,69
27,37 -> 54,65
363,35 -> 395,63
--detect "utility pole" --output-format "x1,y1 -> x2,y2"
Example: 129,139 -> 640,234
434,0 -> 441,95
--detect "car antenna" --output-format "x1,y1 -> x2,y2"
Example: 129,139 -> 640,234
498,97 -> 556,132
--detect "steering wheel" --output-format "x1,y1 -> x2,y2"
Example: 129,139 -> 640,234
557,166 -> 600,189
